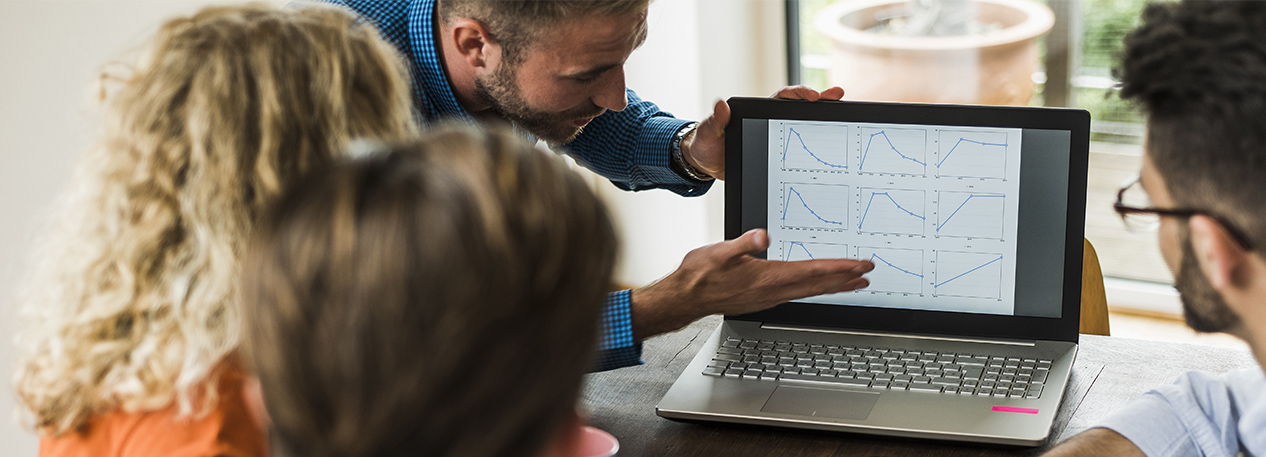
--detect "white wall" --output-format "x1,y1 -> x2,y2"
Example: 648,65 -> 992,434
601,0 -> 787,286
0,0 -> 784,452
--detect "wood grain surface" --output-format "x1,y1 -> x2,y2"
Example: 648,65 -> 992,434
582,315 -> 1257,456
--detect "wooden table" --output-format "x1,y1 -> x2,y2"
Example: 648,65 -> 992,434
582,315 -> 1257,456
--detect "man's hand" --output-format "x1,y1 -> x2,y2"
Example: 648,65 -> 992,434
629,228 -> 873,340
680,85 -> 845,181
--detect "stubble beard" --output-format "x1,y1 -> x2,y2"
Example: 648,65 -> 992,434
473,61 -> 604,146
1175,233 -> 1241,333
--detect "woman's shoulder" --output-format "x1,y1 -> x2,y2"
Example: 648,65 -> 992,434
39,363 -> 266,457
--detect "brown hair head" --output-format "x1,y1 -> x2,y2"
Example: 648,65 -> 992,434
240,124 -> 618,457
437,0 -> 650,64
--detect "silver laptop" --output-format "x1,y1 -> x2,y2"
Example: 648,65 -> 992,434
657,98 -> 1090,446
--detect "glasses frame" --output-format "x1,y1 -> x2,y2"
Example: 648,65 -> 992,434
1113,178 -> 1255,251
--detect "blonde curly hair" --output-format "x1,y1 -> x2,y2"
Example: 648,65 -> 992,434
13,3 -> 415,436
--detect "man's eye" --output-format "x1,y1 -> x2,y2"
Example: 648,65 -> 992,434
572,75 -> 599,83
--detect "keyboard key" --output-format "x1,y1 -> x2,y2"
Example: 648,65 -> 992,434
963,367 -> 984,380
932,378 -> 961,387
957,356 -> 987,366
889,381 -> 910,390
780,373 -> 869,387
909,384 -> 942,393
1032,370 -> 1049,383
724,368 -> 743,378
760,373 -> 780,381
713,354 -> 741,363
703,366 -> 726,376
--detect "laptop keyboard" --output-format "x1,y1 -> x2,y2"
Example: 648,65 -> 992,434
703,337 -> 1053,399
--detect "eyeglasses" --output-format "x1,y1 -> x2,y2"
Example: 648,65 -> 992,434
1113,177 -> 1254,250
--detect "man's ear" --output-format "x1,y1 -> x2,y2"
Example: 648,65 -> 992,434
448,18 -> 500,71
242,375 -> 271,431
1188,215 -> 1250,290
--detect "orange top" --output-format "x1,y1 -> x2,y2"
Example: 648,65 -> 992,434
38,365 -> 267,457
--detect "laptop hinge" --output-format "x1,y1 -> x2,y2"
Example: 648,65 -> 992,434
759,323 -> 1037,347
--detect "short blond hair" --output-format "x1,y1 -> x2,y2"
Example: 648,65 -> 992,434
14,3 -> 415,435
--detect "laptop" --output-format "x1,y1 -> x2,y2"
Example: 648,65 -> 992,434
656,98 -> 1090,446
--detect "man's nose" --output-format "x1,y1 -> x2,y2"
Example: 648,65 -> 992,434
591,67 -> 628,112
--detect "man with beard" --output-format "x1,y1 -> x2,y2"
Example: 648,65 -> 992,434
320,0 -> 873,371
1042,1 -> 1266,455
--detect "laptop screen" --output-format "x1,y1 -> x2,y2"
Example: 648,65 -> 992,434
727,99 -> 1089,342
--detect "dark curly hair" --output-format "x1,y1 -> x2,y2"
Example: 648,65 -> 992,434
1116,0 -> 1266,249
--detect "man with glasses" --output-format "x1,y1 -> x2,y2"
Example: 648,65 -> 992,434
1043,1 -> 1266,455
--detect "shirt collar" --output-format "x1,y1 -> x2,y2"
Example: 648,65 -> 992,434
406,0 -> 472,121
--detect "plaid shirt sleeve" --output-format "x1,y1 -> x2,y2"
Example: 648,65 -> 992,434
595,289 -> 643,371
562,89 -> 714,197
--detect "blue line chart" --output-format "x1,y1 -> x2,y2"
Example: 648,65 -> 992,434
934,251 -> 1004,299
938,194 -> 1004,232
781,241 -> 850,262
936,255 -> 1003,288
869,254 -> 924,278
936,130 -> 1009,179
786,241 -> 815,260
780,183 -> 849,230
937,138 -> 1007,168
936,192 -> 1005,239
856,246 -> 925,295
782,127 -> 848,171
858,188 -> 925,235
859,128 -> 927,175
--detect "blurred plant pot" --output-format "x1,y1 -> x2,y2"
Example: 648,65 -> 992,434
815,0 -> 1054,106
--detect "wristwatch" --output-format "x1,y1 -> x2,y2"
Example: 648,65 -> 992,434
670,122 -> 713,181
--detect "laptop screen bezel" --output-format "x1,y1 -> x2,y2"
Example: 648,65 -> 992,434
724,97 -> 1090,344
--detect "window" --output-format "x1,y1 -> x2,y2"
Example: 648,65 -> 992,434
787,0 -> 1173,289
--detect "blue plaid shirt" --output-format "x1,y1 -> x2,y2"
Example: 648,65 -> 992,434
321,0 -> 710,371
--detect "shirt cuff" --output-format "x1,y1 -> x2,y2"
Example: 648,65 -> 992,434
594,289 -> 642,372
633,117 -> 714,197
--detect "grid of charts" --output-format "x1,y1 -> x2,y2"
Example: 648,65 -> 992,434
766,119 -> 1020,315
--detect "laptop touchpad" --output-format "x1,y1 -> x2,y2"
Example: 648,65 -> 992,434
760,386 -> 879,421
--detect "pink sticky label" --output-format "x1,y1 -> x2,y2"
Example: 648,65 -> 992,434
992,406 -> 1040,414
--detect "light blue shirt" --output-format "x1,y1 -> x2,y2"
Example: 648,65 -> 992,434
1098,367 -> 1266,457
